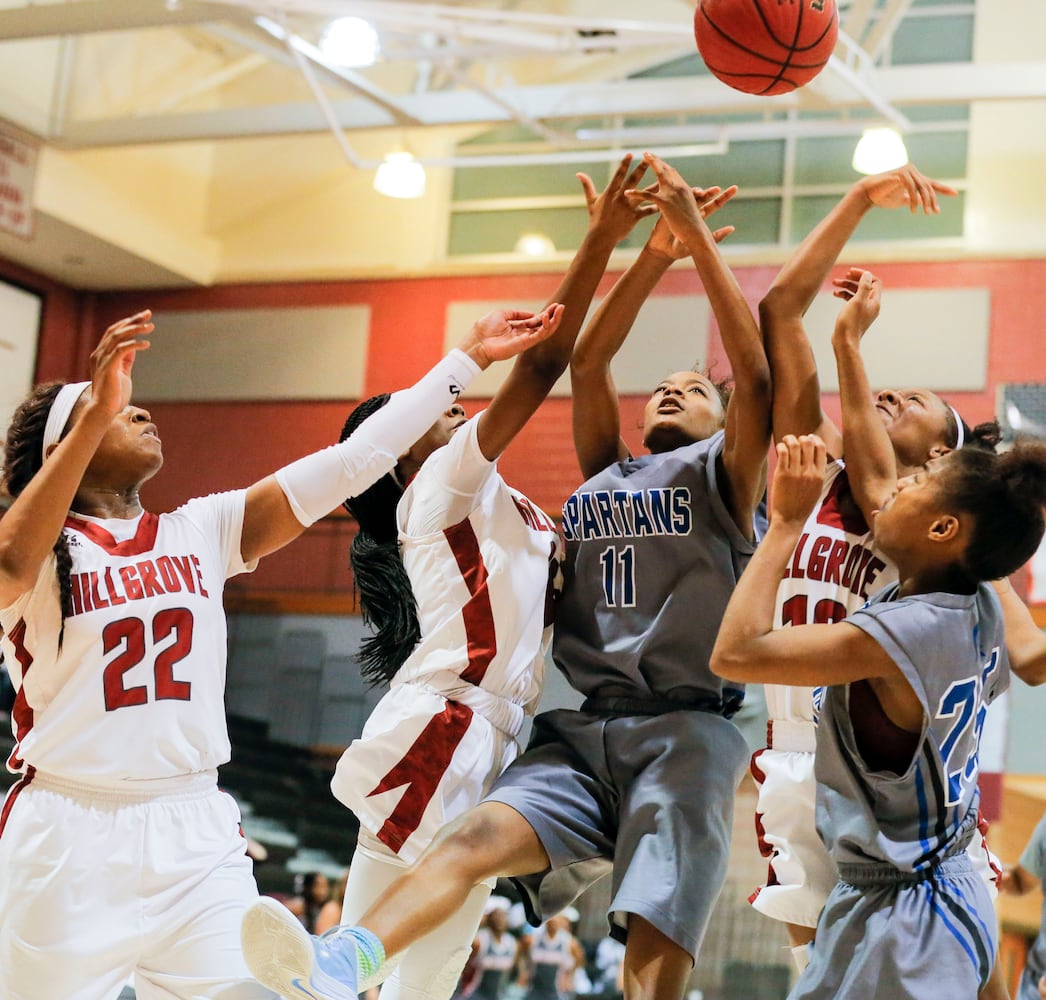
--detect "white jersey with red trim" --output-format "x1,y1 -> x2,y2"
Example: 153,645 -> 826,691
764,460 -> 896,723
0,491 -> 255,782
331,415 -> 563,862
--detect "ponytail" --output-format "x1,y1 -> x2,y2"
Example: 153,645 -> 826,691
339,396 -> 421,685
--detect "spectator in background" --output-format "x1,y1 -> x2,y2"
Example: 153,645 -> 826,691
316,869 -> 350,936
1001,810 -> 1046,1000
286,872 -> 332,934
520,909 -> 584,1000
461,896 -> 522,1000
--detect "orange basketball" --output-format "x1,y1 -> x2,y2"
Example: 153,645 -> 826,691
694,0 -> 839,96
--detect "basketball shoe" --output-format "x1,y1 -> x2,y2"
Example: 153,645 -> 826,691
241,896 -> 360,999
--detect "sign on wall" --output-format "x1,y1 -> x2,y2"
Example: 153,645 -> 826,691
0,126 -> 37,240
0,279 -> 41,426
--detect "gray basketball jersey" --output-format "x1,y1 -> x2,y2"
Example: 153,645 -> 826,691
815,582 -> 1010,872
554,430 -> 765,710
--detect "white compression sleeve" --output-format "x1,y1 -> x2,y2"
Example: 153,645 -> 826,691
274,348 -> 481,526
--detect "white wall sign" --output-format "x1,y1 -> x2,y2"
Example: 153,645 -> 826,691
0,128 -> 37,240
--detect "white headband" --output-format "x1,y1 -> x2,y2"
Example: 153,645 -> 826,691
948,405 -> 965,450
42,381 -> 91,463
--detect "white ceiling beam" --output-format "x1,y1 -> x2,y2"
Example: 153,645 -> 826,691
50,62 -> 1046,149
250,16 -> 424,126
0,0 -> 235,40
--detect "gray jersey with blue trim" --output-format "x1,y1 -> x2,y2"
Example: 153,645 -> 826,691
816,582 -> 1010,872
553,430 -> 765,709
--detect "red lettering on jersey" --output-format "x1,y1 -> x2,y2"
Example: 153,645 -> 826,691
169,556 -> 198,593
840,545 -> 863,590
190,556 -> 209,598
70,573 -> 86,616
118,565 -> 145,601
102,567 -> 127,606
824,539 -> 847,585
806,535 -> 832,580
88,572 -> 111,610
7,619 -> 34,742
512,495 -> 554,532
155,556 -> 181,593
858,554 -> 888,599
136,560 -> 166,597
785,533 -> 810,579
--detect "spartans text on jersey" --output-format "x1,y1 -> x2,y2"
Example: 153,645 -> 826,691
561,488 -> 691,541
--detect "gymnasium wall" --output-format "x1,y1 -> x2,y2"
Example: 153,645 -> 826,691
6,251 -> 1046,783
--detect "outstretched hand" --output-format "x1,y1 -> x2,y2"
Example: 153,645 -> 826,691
578,154 -> 656,245
646,184 -> 737,261
461,304 -> 565,368
859,164 -> 957,214
832,267 -> 882,342
771,434 -> 827,528
625,152 -> 731,253
88,310 -> 154,417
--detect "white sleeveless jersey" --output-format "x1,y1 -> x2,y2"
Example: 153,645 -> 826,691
329,417 -> 563,860
765,460 -> 896,723
391,415 -> 562,722
1,491 -> 254,782
476,927 -> 518,973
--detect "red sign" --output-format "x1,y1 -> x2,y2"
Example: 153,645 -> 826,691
0,127 -> 37,240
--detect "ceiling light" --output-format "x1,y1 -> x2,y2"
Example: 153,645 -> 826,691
851,127 -> 909,175
319,17 -> 380,68
373,152 -> 426,199
515,233 -> 556,257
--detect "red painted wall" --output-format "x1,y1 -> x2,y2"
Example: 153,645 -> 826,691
9,254 -> 1046,597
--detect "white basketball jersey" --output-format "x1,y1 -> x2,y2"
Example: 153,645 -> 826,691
392,415 -> 563,719
765,461 -> 896,722
1,491 -> 255,782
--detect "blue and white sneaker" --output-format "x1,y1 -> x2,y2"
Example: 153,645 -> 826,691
241,896 -> 359,1000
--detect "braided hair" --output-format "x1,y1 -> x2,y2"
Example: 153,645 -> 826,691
1,382 -> 76,649
339,394 -> 421,686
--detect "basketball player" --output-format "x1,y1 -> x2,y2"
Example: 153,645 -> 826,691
462,900 -> 521,1000
0,303 -> 560,1000
324,155 -> 656,1000
238,151 -> 769,1000
711,428 -> 1046,1000
520,910 -> 582,1000
750,165 -> 1005,972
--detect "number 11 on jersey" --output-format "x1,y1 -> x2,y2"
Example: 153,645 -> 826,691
599,544 -> 636,608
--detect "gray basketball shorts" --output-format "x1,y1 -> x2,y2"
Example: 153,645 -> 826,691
484,706 -> 749,960
791,854 -> 996,1000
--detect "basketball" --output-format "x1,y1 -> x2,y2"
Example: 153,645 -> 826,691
694,0 -> 839,96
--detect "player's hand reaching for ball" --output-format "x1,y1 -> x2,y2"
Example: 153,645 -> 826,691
577,154 -> 656,246
832,268 -> 882,345
460,305 -> 565,369
87,310 -> 154,419
859,163 -> 957,215
645,185 -> 737,261
771,434 -> 827,529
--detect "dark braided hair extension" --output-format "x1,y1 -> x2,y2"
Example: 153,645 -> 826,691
2,383 -> 75,650
339,394 -> 421,687
941,439 -> 1046,582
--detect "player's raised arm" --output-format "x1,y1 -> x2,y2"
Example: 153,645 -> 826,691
759,165 -> 956,455
570,184 -> 735,479
710,434 -> 899,687
475,154 -> 653,465
0,311 -> 153,608
828,268 -> 901,523
994,578 -> 1046,686
629,151 -> 771,538
239,305 -> 562,564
